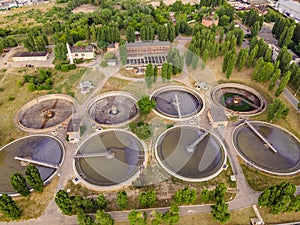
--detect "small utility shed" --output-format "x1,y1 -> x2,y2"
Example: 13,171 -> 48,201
207,106 -> 228,129
106,58 -> 117,66
66,119 -> 82,143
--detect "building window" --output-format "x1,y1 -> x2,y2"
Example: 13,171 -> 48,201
81,53 -> 85,56
75,54 -> 78,56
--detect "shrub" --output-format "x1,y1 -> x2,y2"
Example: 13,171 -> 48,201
7,96 -> 15,101
129,121 -> 152,139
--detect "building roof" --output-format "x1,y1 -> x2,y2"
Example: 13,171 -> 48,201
107,43 -> 115,48
209,107 -> 227,122
70,45 -> 94,53
67,119 -> 81,133
13,52 -> 48,57
126,41 -> 171,48
106,58 -> 117,62
277,0 -> 300,20
247,0 -> 267,5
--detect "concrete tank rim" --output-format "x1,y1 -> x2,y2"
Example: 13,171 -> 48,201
150,85 -> 205,121
211,83 -> 266,116
15,94 -> 77,133
0,134 -> 65,196
72,128 -> 148,191
231,120 -> 300,176
154,125 -> 227,182
86,91 -> 140,127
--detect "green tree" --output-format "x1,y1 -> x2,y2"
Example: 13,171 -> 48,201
202,49 -> 209,69
54,42 -> 67,60
96,194 -> 107,210
201,189 -> 210,203
191,53 -> 198,70
119,40 -> 127,65
226,53 -> 237,79
247,45 -> 258,67
161,63 -> 168,81
236,48 -> 248,71
276,46 -> 292,73
252,57 -> 264,80
222,50 -> 231,72
126,26 -> 135,43
162,203 -> 179,225
0,194 -> 21,220
95,209 -> 114,225
117,190 -> 128,210
275,71 -> 291,97
10,173 -> 30,196
101,8 -> 112,22
174,187 -> 197,205
55,190 -> 74,215
269,68 -> 281,90
145,64 -> 154,88
35,36 -> 46,51
251,21 -> 261,37
25,164 -> 44,193
129,121 -> 152,139
138,190 -> 156,208
137,96 -> 156,115
128,210 -> 147,225
211,201 -> 231,223
77,210 -> 95,225
153,65 -> 158,83
151,211 -> 163,225
267,99 -> 289,122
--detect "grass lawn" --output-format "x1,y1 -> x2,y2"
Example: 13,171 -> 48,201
0,176 -> 58,221
240,162 -> 300,191
259,207 -> 300,224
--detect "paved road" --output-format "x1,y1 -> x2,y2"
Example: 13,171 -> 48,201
276,80 -> 300,111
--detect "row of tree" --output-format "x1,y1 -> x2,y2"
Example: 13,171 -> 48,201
10,165 -> 44,197
258,182 -> 300,214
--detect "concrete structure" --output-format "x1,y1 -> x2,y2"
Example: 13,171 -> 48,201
69,45 -> 95,60
201,16 -> 219,28
78,80 -> 94,94
66,119 -> 82,143
276,0 -> 300,22
12,52 -> 49,62
126,54 -> 168,69
125,41 -> 171,69
107,43 -> 119,53
126,41 -> 171,55
0,0 -> 17,9
106,58 -> 117,66
207,107 -> 228,129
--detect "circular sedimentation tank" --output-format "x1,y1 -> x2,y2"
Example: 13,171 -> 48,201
0,135 -> 64,194
233,121 -> 300,175
74,130 -> 145,189
16,94 -> 76,132
151,86 -> 204,120
211,83 -> 265,116
155,126 -> 226,182
87,92 -> 139,127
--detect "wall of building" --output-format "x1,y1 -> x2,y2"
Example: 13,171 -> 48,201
12,55 -> 48,62
71,51 -> 95,60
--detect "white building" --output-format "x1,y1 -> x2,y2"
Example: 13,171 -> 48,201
69,45 -> 95,60
0,0 -> 17,10
12,52 -> 49,62
276,0 -> 300,22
